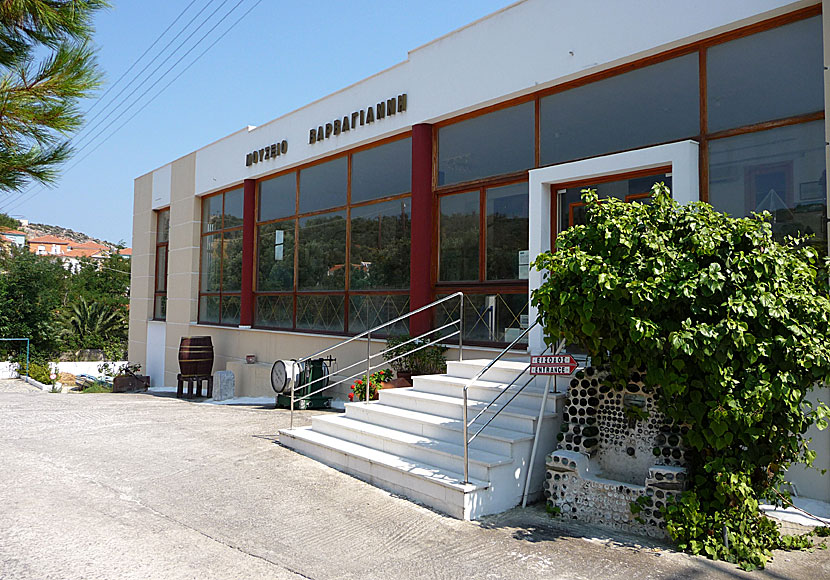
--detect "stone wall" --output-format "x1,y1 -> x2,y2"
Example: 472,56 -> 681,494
544,366 -> 688,538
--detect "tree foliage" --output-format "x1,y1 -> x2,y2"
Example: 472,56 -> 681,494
0,0 -> 108,190
0,210 -> 20,229
532,184 -> 830,569
0,244 -> 65,354
58,295 -> 125,350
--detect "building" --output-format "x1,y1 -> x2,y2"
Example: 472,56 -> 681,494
0,228 -> 26,248
130,0 -> 829,508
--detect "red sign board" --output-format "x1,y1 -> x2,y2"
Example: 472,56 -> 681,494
530,354 -> 578,375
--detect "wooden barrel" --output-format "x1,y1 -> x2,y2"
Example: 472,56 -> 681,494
178,336 -> 214,378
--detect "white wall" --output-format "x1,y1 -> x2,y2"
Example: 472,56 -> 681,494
154,0 -> 805,197
151,163 -> 172,210
146,321 -> 166,388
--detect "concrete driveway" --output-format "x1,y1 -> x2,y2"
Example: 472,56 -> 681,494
1,378 -> 827,580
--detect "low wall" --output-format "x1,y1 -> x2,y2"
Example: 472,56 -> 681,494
51,361 -> 127,379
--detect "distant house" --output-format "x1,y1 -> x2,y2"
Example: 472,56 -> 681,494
25,234 -> 131,271
28,234 -> 70,256
0,228 -> 26,248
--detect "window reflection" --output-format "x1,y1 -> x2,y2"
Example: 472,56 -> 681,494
486,183 -> 528,280
350,199 -> 411,290
439,191 -> 480,281
708,121 -> 826,252
298,211 -> 347,290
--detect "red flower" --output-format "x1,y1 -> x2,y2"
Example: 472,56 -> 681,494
350,385 -> 355,390
348,393 -> 354,401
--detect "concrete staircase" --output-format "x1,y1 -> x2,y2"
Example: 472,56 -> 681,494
279,359 -> 565,520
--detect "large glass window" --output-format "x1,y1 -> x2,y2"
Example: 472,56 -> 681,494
707,16 -> 823,133
437,102 -> 535,186
351,138 -> 411,203
153,209 -> 169,320
349,199 -> 411,290
257,220 -> 295,292
199,188 -> 243,325
486,183 -> 528,281
254,137 -> 412,334
259,172 -> 296,222
439,191 -> 480,281
298,211 -> 347,291
708,121 -> 826,252
299,156 -> 347,213
540,53 -> 699,166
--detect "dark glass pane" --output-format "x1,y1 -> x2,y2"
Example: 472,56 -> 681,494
223,188 -> 244,229
200,233 -> 222,292
155,246 -> 167,292
299,156 -> 347,213
437,102 -> 534,186
435,293 -> 528,343
540,53 -> 699,166
350,199 -> 411,290
221,229 -> 243,292
439,192 -> 479,281
296,294 -> 345,332
351,138 -> 412,203
558,173 -> 670,233
708,121 -> 826,253
708,16 -> 823,132
486,183 -> 528,280
202,195 -> 223,233
349,294 -> 410,335
298,211 -> 347,290
154,295 -> 167,320
199,295 -> 220,324
156,210 -> 170,243
221,295 -> 241,325
257,221 -> 295,291
259,173 -> 296,221
255,295 -> 293,328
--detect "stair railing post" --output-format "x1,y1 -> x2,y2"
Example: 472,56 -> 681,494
458,294 -> 463,362
366,329 -> 372,403
463,385 -> 469,484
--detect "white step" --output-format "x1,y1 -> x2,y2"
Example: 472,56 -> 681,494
446,359 -> 539,384
378,388 -> 555,434
279,426 -> 489,520
310,415 -> 512,481
345,402 -> 532,456
411,374 -> 558,413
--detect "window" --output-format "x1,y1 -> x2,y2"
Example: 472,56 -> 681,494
707,16 -> 823,133
437,102 -> 535,186
708,121 -> 826,252
199,188 -> 243,325
153,209 -> 169,320
437,181 -> 529,345
254,136 -> 412,334
540,53 -> 699,166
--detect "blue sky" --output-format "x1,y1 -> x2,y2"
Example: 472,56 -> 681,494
0,0 -> 512,244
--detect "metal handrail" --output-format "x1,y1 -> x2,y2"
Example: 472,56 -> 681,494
461,321 -> 566,484
288,292 -> 464,428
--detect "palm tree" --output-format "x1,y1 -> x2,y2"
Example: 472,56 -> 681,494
59,297 -> 126,348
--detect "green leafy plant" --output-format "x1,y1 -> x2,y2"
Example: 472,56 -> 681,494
532,184 -> 830,570
384,335 -> 447,375
349,368 -> 393,401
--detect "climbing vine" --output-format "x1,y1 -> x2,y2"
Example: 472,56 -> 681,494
532,184 -> 830,570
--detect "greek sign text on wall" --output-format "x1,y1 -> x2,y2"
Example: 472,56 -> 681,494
246,140 -> 288,167
308,94 -> 407,144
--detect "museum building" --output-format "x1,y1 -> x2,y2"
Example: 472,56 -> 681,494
130,0 -> 829,499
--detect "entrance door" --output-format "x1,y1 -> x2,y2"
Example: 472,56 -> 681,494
551,167 -> 672,244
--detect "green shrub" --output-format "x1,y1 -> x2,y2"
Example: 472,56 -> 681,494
532,184 -> 830,570
27,360 -> 52,384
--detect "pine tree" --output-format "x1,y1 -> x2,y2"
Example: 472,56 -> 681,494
0,1 -> 108,191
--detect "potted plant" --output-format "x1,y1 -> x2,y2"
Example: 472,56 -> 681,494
99,361 -> 149,393
383,335 -> 448,387
349,369 -> 393,401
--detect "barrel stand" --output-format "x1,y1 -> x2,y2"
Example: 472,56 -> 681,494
176,374 -> 213,399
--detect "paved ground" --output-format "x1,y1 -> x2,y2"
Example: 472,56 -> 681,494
1,378 -> 828,580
